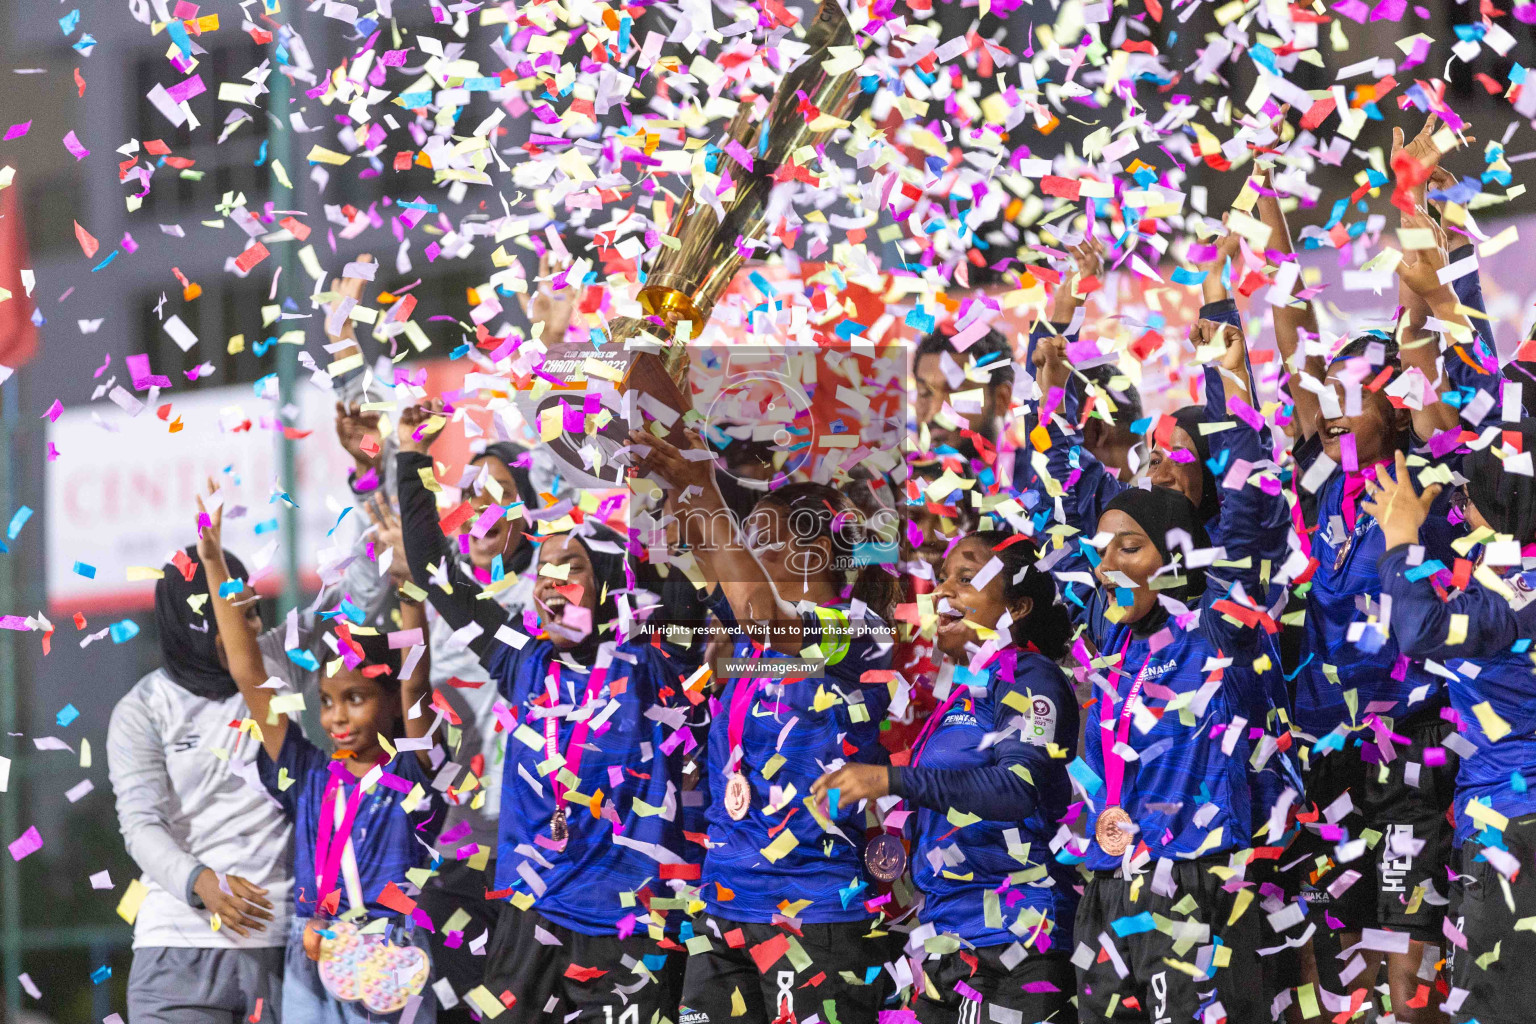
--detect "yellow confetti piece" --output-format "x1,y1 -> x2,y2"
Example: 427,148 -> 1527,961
464,986 -> 506,1018
116,878 -> 150,925
1473,701 -> 1512,742
125,566 -> 166,581
761,828 -> 799,863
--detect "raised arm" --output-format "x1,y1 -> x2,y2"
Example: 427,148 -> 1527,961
628,428 -> 813,655
1250,165 -> 1325,444
396,594 -> 435,769
196,487 -> 287,762
394,404 -> 509,667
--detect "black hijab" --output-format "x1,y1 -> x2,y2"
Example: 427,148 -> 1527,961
1465,419 -> 1536,543
473,442 -> 541,576
1103,486 -> 1211,623
155,545 -> 251,701
1169,405 -> 1221,526
542,520 -> 627,663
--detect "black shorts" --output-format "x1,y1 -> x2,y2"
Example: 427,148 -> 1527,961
1295,707 -> 1458,943
416,859 -> 502,1022
912,944 -> 1077,1024
484,902 -> 687,1024
1247,851 -> 1306,1004
679,914 -> 901,1024
1075,861 -> 1265,1024
1448,814 -> 1536,1024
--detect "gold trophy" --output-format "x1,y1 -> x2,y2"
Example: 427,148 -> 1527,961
611,0 -> 865,438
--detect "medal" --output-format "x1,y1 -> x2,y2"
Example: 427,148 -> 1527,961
540,661 -> 602,849
724,771 -> 751,821
1095,637 -> 1153,858
1333,533 -> 1352,573
864,832 -> 907,883
723,676 -> 765,824
1094,806 -> 1134,857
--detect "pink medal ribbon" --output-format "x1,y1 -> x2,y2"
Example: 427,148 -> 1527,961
725,675 -> 766,774
1100,635 -> 1155,808
541,661 -> 604,837
909,684 -> 969,769
315,765 -> 367,911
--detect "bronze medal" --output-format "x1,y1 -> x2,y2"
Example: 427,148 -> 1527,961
550,806 -> 568,843
864,833 -> 907,883
724,771 -> 751,821
1333,533 -> 1352,573
1095,806 -> 1135,857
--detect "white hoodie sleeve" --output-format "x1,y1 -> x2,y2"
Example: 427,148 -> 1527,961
107,689 -> 205,905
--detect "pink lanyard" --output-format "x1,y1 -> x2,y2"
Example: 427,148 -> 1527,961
1100,635 -> 1154,808
541,661 -> 604,811
315,767 -> 367,907
725,676 -> 766,774
910,685 -> 968,768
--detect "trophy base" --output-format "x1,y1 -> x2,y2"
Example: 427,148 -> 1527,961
622,351 -> 691,445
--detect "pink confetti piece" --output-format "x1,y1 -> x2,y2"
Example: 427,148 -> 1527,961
3,121 -> 30,140
62,130 -> 89,160
8,825 -> 42,861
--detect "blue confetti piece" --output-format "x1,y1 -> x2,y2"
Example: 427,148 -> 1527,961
491,553 -> 505,583
326,506 -> 353,537
91,965 -> 111,985
834,319 -> 868,340
339,599 -> 365,625
253,518 -> 280,535
398,201 -> 439,212
166,19 -> 193,59
1513,772 -> 1528,794
398,90 -> 433,108
91,250 -> 120,272
255,139 -> 268,167
1171,266 -> 1207,286
1067,757 -> 1103,797
56,703 -> 79,728
109,619 -> 140,644
905,306 -> 936,333
59,9 -> 79,34
72,561 -> 96,579
72,33 -> 96,53
218,580 -> 243,598
618,15 -> 632,52
287,648 -> 320,672
1112,911 -> 1157,936
8,506 -> 32,540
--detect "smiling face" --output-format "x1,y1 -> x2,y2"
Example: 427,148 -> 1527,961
743,504 -> 837,599
1093,509 -> 1165,624
534,534 -> 600,650
319,667 -> 394,768
933,536 -> 1031,661
1320,371 -> 1407,467
462,457 -> 526,571
1146,425 -> 1204,511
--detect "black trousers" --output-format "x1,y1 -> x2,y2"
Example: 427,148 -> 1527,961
1075,861 -> 1265,1024
1448,814 -> 1536,1024
484,902 -> 687,1024
679,914 -> 901,1024
912,944 -> 1077,1024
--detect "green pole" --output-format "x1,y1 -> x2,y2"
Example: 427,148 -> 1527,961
270,17 -> 301,615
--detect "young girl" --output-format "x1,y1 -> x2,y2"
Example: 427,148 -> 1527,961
1364,430 -> 1536,1024
814,530 -> 1080,1024
197,486 -> 444,1024
394,408 -> 702,1024
1050,484 -> 1273,1023
364,439 -> 553,1019
630,430 -> 901,1024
